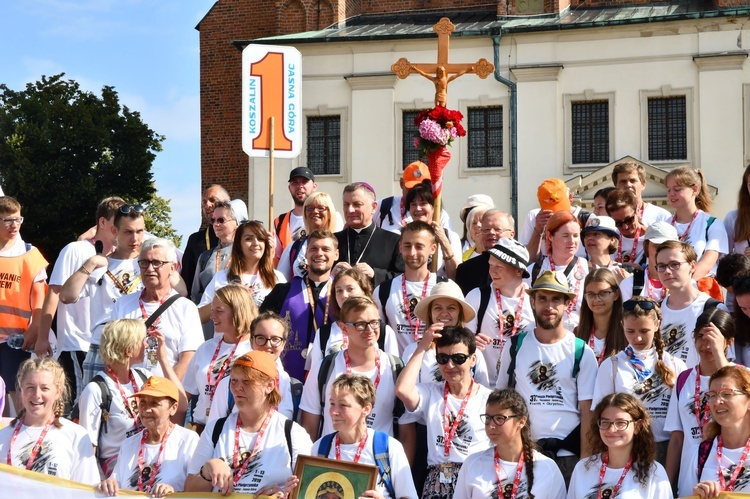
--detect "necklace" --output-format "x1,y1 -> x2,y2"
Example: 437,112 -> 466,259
346,226 -> 376,265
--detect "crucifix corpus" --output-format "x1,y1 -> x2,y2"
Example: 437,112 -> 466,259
391,17 -> 494,107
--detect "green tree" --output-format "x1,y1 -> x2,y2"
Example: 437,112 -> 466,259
0,73 -> 164,260
141,193 -> 183,248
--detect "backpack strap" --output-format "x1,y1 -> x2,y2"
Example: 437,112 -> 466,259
373,430 -> 396,499
317,432 -> 337,457
274,212 -> 288,237
572,337 -> 585,378
378,197 -> 395,227
632,269 -> 645,297
705,216 -> 716,241
697,437 -> 715,480
318,352 -> 338,414
133,368 -> 149,383
530,255 -> 545,286
676,368 -> 693,401
378,278 -> 395,327
317,323 -> 334,358
91,375 -> 111,460
387,353 -> 405,419
377,323 -> 386,351
289,377 -> 304,422
212,416 -> 229,447
145,294 -> 182,329
506,332 -> 528,389
475,285 -> 492,336
289,237 -> 305,268
284,418 -> 294,468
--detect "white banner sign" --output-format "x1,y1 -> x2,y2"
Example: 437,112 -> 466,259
242,44 -> 302,158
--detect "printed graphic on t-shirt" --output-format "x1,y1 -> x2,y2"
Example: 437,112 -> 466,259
662,322 -> 687,360
431,365 -> 443,382
720,463 -> 750,490
491,480 -> 530,499
585,484 -> 616,499
204,353 -> 234,396
225,449 -> 264,492
396,294 -> 423,338
435,413 -> 472,455
17,440 -> 57,475
128,465 -> 160,490
528,361 -> 559,392
684,392 -> 711,440
634,372 -> 667,403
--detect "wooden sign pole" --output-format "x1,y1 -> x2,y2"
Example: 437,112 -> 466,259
269,116 -> 275,227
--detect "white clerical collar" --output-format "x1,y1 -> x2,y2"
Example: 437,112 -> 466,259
351,223 -> 374,234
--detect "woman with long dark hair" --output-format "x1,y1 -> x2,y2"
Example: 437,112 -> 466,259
568,393 -> 671,498
723,163 -> 750,256
454,388 -> 565,498
575,268 -> 627,366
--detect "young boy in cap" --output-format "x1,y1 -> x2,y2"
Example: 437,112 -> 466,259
495,270 -> 597,485
466,238 -> 535,386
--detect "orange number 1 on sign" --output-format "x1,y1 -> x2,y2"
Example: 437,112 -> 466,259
251,52 -> 293,151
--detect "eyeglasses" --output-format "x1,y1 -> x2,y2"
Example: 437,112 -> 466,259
304,205 -> 328,213
435,353 -> 471,365
623,300 -> 658,312
613,215 -> 636,228
706,389 -> 748,402
251,334 -> 286,347
210,217 -> 234,225
479,414 -> 519,426
137,259 -> 171,269
119,204 -> 145,215
1,217 -> 23,226
598,419 -> 637,430
654,261 -> 688,273
584,290 -> 615,302
344,320 -> 381,332
481,227 -> 513,235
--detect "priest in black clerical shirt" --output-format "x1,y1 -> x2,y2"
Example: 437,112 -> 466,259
333,182 -> 404,287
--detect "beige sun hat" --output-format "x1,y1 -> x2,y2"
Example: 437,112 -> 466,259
414,280 -> 476,324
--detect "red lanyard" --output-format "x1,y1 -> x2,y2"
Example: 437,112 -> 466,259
671,210 -> 699,242
206,339 -> 240,401
306,279 -> 329,332
494,287 -> 524,338
7,416 -> 54,469
344,350 -> 381,390
136,423 -> 174,493
716,435 -> 750,491
233,411 -> 274,486
106,366 -> 141,424
549,257 -> 582,315
139,292 -> 168,332
617,228 -> 641,264
597,453 -> 632,499
589,328 -> 606,365
335,430 -> 369,463
402,275 -> 430,342
694,366 -> 709,438
494,448 -> 525,499
442,380 -> 474,457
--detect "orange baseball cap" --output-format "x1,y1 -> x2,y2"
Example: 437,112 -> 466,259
537,178 -> 571,213
402,161 -> 431,188
131,376 -> 179,403
233,350 -> 278,379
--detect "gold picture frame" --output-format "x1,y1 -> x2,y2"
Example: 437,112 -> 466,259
289,455 -> 379,499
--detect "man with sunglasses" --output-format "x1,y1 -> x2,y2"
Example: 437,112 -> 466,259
299,295 -> 405,442
611,161 -> 671,226
495,270 -> 598,485
0,196 -> 49,414
605,189 -> 647,270
34,196 -> 125,406
60,204 -> 153,385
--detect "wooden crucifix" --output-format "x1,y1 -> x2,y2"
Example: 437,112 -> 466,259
391,17 -> 494,107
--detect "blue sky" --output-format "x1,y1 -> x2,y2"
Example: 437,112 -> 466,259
1,0 -> 217,248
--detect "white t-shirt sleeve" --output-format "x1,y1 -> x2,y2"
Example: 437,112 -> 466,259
592,356 -> 616,408
187,418 -> 219,475
77,380 -> 104,444
677,442 -> 701,497
464,288 -> 481,333
383,325 -> 400,358
706,212 -> 729,255
389,436 -> 419,499
576,345 -> 598,401
277,244 -> 294,282
70,424 -> 100,485
299,356 -> 323,416
177,301 -> 204,354
207,376 -> 233,427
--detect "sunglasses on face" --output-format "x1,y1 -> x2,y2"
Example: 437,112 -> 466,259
435,353 -> 471,365
623,300 -> 657,312
210,217 -> 233,225
613,215 -> 636,228
119,204 -> 145,215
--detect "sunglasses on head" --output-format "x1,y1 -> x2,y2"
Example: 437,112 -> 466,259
119,204 -> 145,215
623,300 -> 657,312
435,353 -> 471,365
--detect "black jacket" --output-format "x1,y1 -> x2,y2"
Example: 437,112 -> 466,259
455,253 -> 491,296
334,224 -> 404,288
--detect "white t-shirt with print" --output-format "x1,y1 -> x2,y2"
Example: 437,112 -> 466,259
277,239 -> 307,281
495,331 -> 598,452
0,417 -> 99,484
199,269 -> 286,308
670,210 -> 728,274
207,357 -> 294,424
618,233 -> 646,266
182,337 -> 253,425
405,381 -> 492,466
112,291 -> 204,377
568,454 -> 672,499
188,411 -> 312,495
311,429 -> 418,499
88,257 -> 143,345
660,292 -> 727,368
454,448 -> 566,499
306,322 -> 399,372
619,268 -> 668,303
48,240 -> 95,351
641,202 -> 673,227
373,273 -> 441,355
299,349 -> 398,437
524,256 -> 589,332
113,424 -> 199,492
78,367 -> 150,460
465,283 -> 535,386
679,437 -> 750,497
593,348 -> 687,442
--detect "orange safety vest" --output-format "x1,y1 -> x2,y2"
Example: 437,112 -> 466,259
0,246 -> 48,339
273,211 -> 293,252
